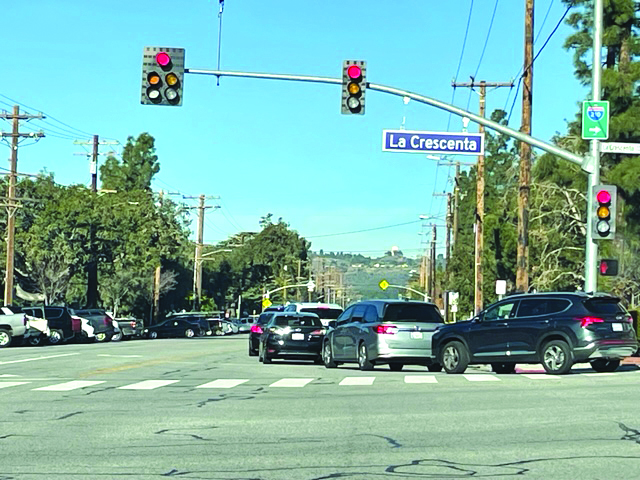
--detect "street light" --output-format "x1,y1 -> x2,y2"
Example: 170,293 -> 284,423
193,248 -> 233,311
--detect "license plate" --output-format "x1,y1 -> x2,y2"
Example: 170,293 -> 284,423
291,333 -> 305,340
612,323 -> 623,331
410,331 -> 423,339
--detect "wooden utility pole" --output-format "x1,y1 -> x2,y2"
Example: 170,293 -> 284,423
452,80 -> 513,314
153,190 -> 164,322
517,0 -> 534,292
430,224 -> 437,302
0,106 -> 44,305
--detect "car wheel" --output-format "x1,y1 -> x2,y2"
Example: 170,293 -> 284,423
441,341 -> 469,374
148,331 -> 158,339
357,342 -> 374,371
323,341 -> 338,369
48,329 -> 64,345
28,335 -> 43,346
262,348 -> 272,364
0,329 -> 12,348
249,344 -> 258,357
95,332 -> 111,343
590,358 -> 620,373
184,328 -> 195,338
111,331 -> 123,342
389,363 -> 403,372
541,340 -> 572,375
491,362 -> 516,374
427,363 -> 443,373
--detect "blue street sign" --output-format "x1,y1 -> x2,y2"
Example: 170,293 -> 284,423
382,129 -> 484,156
586,106 -> 605,122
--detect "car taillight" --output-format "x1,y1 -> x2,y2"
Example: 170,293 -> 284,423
578,316 -> 605,328
310,329 -> 326,335
625,316 -> 633,323
250,325 -> 263,334
103,316 -> 111,325
130,321 -> 136,328
374,324 -> 398,335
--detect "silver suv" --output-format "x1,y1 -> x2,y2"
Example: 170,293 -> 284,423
322,300 -> 445,371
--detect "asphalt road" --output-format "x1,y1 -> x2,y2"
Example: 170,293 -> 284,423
0,335 -> 639,479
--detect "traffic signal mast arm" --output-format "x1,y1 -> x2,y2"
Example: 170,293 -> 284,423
185,67 -> 586,170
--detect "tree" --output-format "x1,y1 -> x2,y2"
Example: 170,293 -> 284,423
100,133 -> 160,192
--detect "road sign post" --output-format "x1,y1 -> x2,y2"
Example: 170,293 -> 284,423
582,101 -> 609,140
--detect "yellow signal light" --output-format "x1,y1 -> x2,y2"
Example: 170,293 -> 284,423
348,82 -> 361,95
597,206 -> 610,219
166,73 -> 179,87
148,73 -> 161,85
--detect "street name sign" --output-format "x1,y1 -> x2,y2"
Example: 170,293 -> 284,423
382,129 -> 484,156
601,142 -> 640,155
582,101 -> 609,140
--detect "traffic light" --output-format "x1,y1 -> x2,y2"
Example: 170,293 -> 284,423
141,47 -> 185,106
592,185 -> 617,239
599,259 -> 619,276
341,60 -> 366,115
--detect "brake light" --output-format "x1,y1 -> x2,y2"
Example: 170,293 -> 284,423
250,324 -> 263,334
310,329 -> 326,335
579,316 -> 605,328
130,321 -> 136,328
374,324 -> 398,335
625,316 -> 633,323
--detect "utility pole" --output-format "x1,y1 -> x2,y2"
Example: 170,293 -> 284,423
430,224 -> 437,303
185,194 -> 220,310
452,80 -> 513,314
517,0 -> 534,292
153,190 -> 164,323
0,106 -> 44,305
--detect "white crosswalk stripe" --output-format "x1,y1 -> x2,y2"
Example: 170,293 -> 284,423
34,381 -> 105,391
463,374 -> 501,382
269,378 -> 314,388
0,381 -> 30,389
118,380 -> 180,390
339,377 -> 376,386
196,379 -> 249,389
404,375 -> 438,384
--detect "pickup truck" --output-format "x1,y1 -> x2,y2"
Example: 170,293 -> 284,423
0,306 -> 50,347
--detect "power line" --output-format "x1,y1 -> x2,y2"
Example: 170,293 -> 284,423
306,219 -> 422,239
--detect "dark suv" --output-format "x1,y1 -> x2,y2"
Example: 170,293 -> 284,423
432,292 -> 638,375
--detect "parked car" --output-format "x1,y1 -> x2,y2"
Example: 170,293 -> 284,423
258,312 -> 325,364
22,306 -> 81,345
111,316 -> 144,340
249,310 -> 280,356
144,318 -> 205,339
166,313 -> 214,336
432,292 -> 639,375
284,302 -> 344,327
232,317 -> 254,333
0,306 -> 47,347
322,300 -> 444,371
73,309 -> 116,343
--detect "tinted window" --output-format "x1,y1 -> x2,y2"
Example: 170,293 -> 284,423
584,298 -> 626,315
516,299 -> 571,317
484,302 -> 517,322
44,307 -> 64,319
1,306 -> 23,314
257,313 -> 274,325
351,305 -> 368,321
363,306 -> 378,323
336,306 -> 354,325
300,307 -> 342,319
383,304 -> 444,323
274,316 -> 323,327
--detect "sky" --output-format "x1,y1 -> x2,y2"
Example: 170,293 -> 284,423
1,0 -> 588,259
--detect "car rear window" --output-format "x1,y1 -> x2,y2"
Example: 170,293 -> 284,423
300,308 -> 342,319
584,298 -> 626,315
257,313 -> 273,325
383,304 -> 444,323
274,316 -> 323,327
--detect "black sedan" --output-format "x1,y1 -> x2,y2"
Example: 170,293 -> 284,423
258,313 -> 325,364
144,318 -> 204,339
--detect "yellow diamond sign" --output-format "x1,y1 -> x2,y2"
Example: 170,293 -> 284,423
379,279 -> 390,290
262,298 -> 272,309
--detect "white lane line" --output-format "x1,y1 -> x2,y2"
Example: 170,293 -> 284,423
404,375 -> 438,384
97,354 -> 143,358
583,372 -> 617,377
0,353 -> 80,366
0,374 -> 20,377
269,378 -> 314,388
196,379 -> 249,389
339,377 -> 376,386
521,374 -> 561,380
118,380 -> 180,390
34,381 -> 105,392
463,374 -> 501,382
0,382 -> 30,389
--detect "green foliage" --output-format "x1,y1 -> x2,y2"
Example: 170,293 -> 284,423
100,133 -> 159,192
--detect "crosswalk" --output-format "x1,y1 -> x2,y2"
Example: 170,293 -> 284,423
0,370 -> 637,393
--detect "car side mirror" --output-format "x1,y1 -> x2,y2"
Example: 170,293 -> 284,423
328,320 -> 336,329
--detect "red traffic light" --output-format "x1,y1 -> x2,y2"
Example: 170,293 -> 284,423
596,190 -> 611,204
156,52 -> 171,67
599,259 -> 619,276
347,65 -> 362,79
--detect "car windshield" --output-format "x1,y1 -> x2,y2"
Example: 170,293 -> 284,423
274,317 -> 323,327
584,298 -> 627,315
383,304 -> 444,323
300,308 -> 342,319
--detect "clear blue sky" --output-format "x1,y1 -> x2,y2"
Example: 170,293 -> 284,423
2,0 -> 586,259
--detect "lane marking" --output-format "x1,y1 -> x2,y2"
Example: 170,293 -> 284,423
97,354 -> 143,358
118,380 -> 180,390
0,374 -> 20,377
582,372 -> 616,377
339,377 -> 376,386
196,379 -> 249,389
0,353 -> 80,366
404,375 -> 438,384
0,382 -> 30,389
34,380 -> 106,391
269,378 -> 314,388
521,374 -> 561,380
463,374 -> 501,382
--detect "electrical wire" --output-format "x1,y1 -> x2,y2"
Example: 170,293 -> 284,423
306,219 -> 422,239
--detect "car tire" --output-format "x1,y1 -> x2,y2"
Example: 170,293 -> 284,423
441,341 -> 469,374
323,341 -> 338,369
427,363 -> 443,373
48,329 -> 64,345
27,335 -> 44,346
262,349 -> 272,364
541,340 -> 572,375
0,329 -> 12,348
249,344 -> 258,357
148,331 -> 158,340
590,358 -> 620,373
389,363 -> 403,372
184,328 -> 195,338
111,331 -> 123,342
357,342 -> 374,371
491,362 -> 516,374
